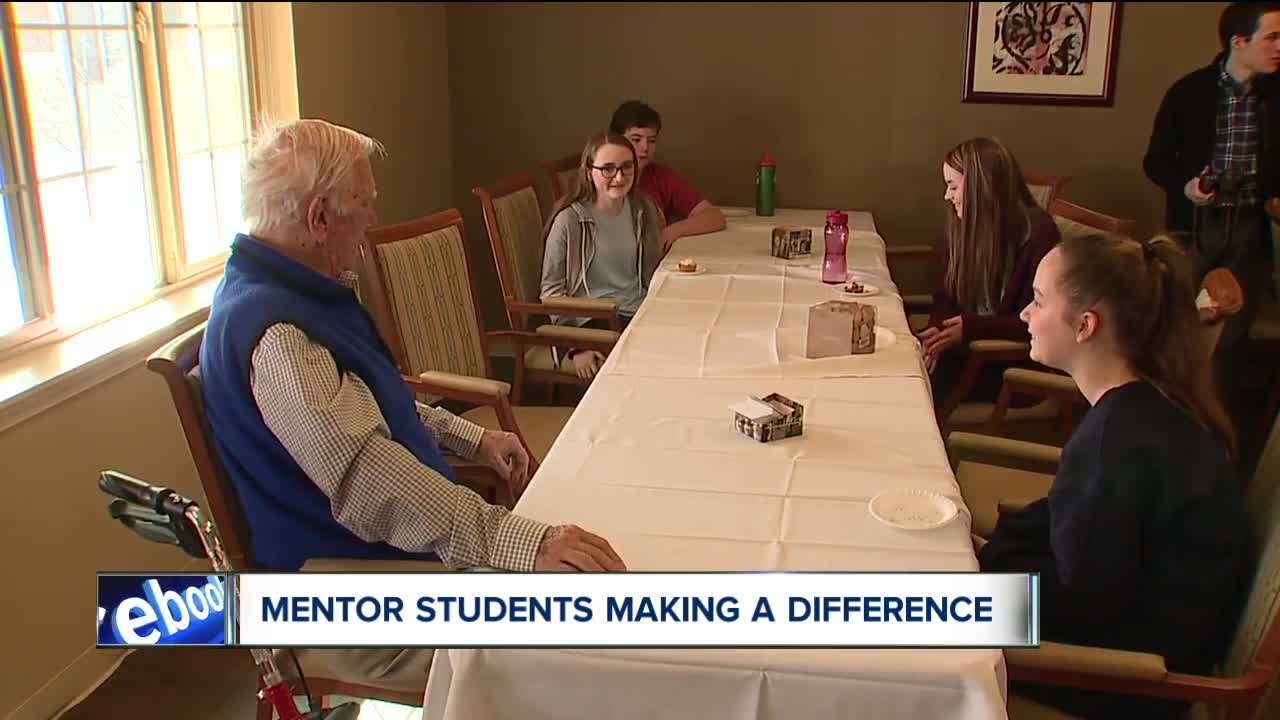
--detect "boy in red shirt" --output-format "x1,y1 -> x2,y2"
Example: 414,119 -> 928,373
610,100 -> 726,255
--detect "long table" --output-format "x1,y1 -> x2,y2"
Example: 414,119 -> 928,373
424,209 -> 1008,720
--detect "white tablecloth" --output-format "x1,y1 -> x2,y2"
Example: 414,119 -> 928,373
425,208 -> 1008,720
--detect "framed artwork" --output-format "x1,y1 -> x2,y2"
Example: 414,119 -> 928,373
962,2 -> 1123,106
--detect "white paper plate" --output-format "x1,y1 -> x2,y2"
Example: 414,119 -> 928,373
667,265 -> 707,276
868,489 -> 958,530
839,282 -> 880,298
721,207 -> 752,217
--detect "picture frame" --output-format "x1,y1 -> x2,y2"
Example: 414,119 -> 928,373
962,2 -> 1123,107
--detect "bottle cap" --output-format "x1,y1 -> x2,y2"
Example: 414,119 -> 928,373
759,153 -> 775,167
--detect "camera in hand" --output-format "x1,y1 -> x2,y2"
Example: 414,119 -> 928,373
1198,170 -> 1243,203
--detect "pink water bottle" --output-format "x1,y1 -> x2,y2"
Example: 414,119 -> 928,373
823,210 -> 849,284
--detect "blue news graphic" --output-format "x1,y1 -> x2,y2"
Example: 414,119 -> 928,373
97,574 -> 228,646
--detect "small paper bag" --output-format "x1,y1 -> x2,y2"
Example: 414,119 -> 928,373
806,300 -> 877,358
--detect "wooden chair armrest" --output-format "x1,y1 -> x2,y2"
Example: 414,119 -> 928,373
487,329 -> 617,355
1003,367 -> 1079,396
938,340 -> 1032,421
1009,643 -> 1275,705
968,339 -> 1032,359
534,325 -> 620,345
886,244 -> 936,259
985,366 -> 1084,436
903,294 -> 934,315
539,296 -> 619,313
405,371 -> 509,406
946,431 -> 1062,474
1007,641 -> 1168,681
507,298 -> 620,326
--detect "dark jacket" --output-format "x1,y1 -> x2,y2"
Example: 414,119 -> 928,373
980,381 -> 1250,719
1143,53 -> 1280,233
928,208 -> 1060,343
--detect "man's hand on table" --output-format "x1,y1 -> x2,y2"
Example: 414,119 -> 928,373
535,525 -> 627,571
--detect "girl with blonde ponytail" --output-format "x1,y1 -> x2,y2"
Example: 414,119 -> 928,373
978,233 -> 1250,719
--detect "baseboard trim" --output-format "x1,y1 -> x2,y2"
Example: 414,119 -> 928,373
6,648 -> 130,720
7,558 -> 210,720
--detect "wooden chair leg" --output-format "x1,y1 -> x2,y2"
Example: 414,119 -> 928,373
939,356 -> 984,424
984,382 -> 1015,435
512,352 -> 526,406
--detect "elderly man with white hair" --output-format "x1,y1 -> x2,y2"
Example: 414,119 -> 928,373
198,119 -> 625,689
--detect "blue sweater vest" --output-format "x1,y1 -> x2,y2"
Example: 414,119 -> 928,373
199,234 -> 451,570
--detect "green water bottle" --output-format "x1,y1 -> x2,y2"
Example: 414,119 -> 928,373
755,153 -> 776,216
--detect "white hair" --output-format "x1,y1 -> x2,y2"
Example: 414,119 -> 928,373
241,118 -> 386,235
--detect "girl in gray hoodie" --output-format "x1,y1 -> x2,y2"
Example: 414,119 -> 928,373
540,132 -> 663,378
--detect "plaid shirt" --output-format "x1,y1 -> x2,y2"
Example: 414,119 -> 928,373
246,271 -> 549,571
1212,60 -> 1262,207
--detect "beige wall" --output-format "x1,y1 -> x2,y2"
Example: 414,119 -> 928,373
1,5 -> 458,717
448,1 -> 1227,328
293,1 -> 453,226
0,365 -> 205,718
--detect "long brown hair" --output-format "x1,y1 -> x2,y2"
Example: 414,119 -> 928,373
1056,232 -> 1236,456
943,137 -> 1044,310
543,132 -> 653,235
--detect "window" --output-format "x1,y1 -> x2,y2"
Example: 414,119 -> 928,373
0,2 -> 253,349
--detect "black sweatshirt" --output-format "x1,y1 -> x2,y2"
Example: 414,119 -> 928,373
980,381 -> 1251,718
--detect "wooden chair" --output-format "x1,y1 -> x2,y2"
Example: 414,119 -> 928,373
940,200 -> 1141,438
147,324 -> 493,717
1025,174 -> 1071,211
471,173 -> 621,402
541,153 -> 580,205
1048,198 -> 1137,236
950,408 -> 1280,720
360,208 -> 614,464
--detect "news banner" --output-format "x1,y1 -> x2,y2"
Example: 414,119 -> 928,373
97,572 -> 1038,648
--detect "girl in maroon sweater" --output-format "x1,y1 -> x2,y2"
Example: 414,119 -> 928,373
922,137 -> 1061,408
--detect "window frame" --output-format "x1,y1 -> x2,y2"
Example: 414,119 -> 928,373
0,1 -> 258,358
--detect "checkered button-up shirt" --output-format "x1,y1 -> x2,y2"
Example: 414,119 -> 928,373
246,272 -> 549,571
1212,60 -> 1262,207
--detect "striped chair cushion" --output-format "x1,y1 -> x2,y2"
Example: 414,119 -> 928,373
492,186 -> 544,302
374,226 -> 487,380
1222,411 -> 1280,676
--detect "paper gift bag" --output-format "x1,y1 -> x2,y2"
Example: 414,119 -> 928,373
806,300 -> 877,358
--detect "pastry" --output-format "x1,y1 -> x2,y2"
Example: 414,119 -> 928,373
678,258 -> 698,273
843,280 -> 864,294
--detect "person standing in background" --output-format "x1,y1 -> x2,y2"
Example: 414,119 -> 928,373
1143,1 -> 1280,398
